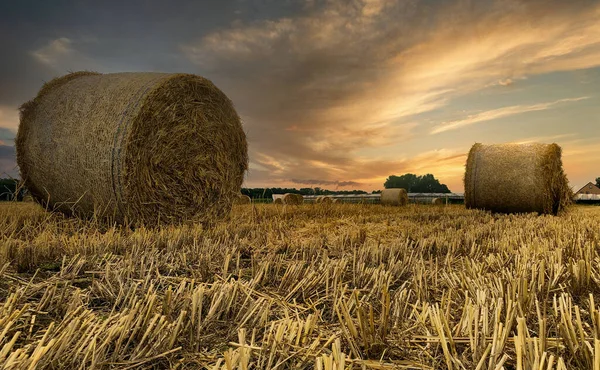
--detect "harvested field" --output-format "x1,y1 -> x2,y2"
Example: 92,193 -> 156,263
1,202 -> 600,369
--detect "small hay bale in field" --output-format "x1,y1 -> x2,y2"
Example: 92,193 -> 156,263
380,189 -> 408,206
273,198 -> 283,205
315,196 -> 324,204
321,196 -> 333,204
234,194 -> 251,205
16,71 -> 248,224
464,143 -> 572,215
283,193 -> 303,205
332,198 -> 340,204
432,198 -> 445,205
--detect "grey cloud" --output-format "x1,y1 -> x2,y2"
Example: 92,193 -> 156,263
0,128 -> 15,144
0,145 -> 18,178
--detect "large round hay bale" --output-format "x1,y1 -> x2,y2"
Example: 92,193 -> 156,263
464,143 -> 571,215
16,71 -> 248,224
283,193 -> 303,205
234,194 -> 251,205
380,189 -> 408,206
432,198 -> 445,205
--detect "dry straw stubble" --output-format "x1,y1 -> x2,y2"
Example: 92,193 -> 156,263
17,71 -> 248,225
234,194 -> 252,205
464,143 -> 572,215
3,202 -> 600,369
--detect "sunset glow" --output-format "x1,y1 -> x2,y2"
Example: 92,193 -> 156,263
1,0 -> 599,192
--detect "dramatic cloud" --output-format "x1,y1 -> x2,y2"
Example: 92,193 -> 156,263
430,97 -> 590,134
183,0 -> 600,188
1,0 -> 599,190
290,179 -> 362,188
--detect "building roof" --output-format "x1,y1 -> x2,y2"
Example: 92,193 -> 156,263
575,182 -> 600,194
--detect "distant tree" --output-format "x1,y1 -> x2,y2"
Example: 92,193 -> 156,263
384,173 -> 451,193
596,177 -> 600,188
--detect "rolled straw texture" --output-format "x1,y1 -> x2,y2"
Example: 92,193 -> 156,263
17,72 -> 248,224
464,143 -> 571,215
320,196 -> 333,204
380,189 -> 408,206
283,193 -> 303,205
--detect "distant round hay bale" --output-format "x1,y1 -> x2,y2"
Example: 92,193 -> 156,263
315,196 -> 324,204
432,198 -> 445,205
381,189 -> 408,206
16,71 -> 248,224
283,193 -> 303,205
464,143 -> 571,215
273,198 -> 283,205
332,198 -> 340,204
234,194 -> 251,205
321,196 -> 333,204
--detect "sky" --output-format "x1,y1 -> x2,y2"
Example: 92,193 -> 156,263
1,0 -> 599,193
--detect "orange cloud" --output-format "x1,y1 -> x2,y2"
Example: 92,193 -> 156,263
183,0 -> 600,188
0,106 -> 19,131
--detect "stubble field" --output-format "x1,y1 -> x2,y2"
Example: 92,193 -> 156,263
1,202 -> 600,369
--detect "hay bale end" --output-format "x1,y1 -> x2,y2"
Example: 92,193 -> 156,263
464,143 -> 571,215
283,193 -> 303,205
432,198 -> 445,205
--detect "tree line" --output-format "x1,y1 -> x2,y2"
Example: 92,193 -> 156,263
241,187 -> 372,199
2,174 -> 598,202
242,174 -> 452,199
384,173 -> 451,193
1,173 -> 453,202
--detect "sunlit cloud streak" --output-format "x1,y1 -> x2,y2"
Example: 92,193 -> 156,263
430,97 -> 589,134
182,0 -> 600,188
